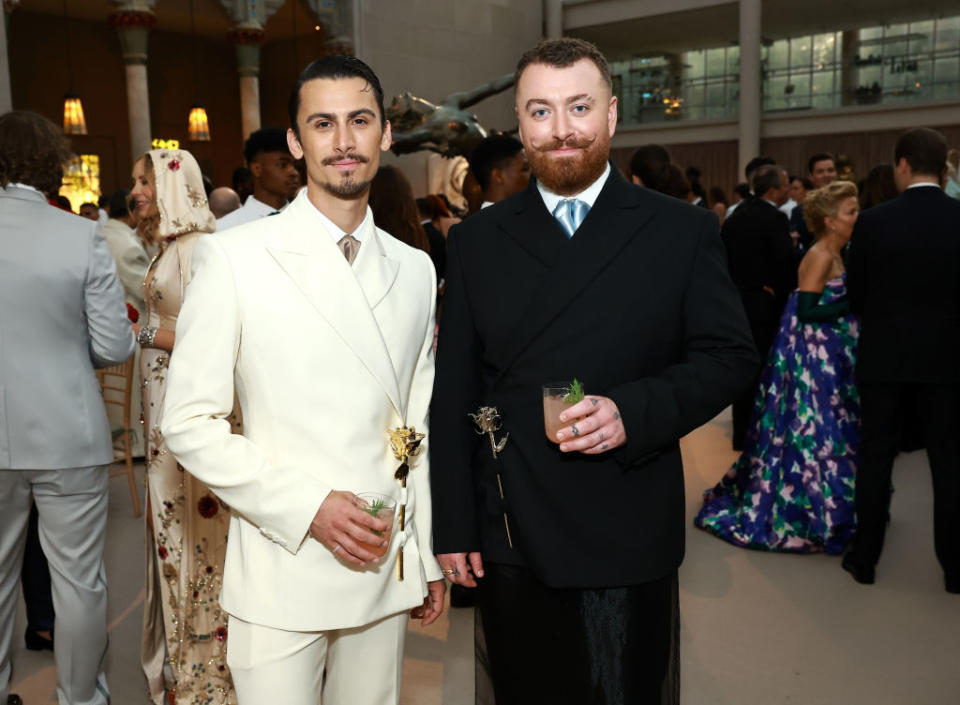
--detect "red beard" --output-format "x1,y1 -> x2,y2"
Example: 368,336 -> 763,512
527,132 -> 610,196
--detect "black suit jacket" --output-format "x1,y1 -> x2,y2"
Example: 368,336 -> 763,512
721,198 -> 797,327
847,185 -> 960,383
430,168 -> 757,588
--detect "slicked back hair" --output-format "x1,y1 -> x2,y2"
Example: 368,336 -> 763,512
288,55 -> 386,138
515,38 -> 612,91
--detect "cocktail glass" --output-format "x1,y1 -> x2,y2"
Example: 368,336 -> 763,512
542,382 -> 584,443
354,492 -> 396,558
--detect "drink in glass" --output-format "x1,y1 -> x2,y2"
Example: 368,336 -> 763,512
542,382 -> 584,443
354,492 -> 396,558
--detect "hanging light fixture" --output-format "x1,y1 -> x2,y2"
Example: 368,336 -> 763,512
188,104 -> 211,141
61,0 -> 87,135
187,0 -> 211,141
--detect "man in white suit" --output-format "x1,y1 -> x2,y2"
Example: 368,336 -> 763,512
160,56 -> 445,704
0,110 -> 135,705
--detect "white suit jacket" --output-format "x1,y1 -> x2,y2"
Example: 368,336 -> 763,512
161,192 -> 442,631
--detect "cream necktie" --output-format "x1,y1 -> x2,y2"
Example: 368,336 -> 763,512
337,234 -> 360,265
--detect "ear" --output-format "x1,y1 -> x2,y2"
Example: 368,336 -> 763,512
249,162 -> 262,179
630,174 -> 642,186
607,95 -> 618,138
380,120 -> 393,152
287,128 -> 304,160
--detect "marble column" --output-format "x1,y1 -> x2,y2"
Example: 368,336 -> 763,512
229,29 -> 265,141
0,0 -> 18,114
109,6 -> 156,158
738,0 -> 762,181
304,0 -> 355,55
840,30 -> 860,107
545,0 -> 563,39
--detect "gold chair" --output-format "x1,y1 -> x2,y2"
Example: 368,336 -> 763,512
97,357 -> 142,516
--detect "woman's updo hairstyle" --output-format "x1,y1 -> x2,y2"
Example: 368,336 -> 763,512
803,180 -> 858,237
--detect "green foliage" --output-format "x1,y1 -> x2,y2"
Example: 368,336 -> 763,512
563,378 -> 585,404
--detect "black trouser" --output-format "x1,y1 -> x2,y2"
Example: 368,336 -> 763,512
732,320 -> 777,450
853,381 -> 960,580
477,563 -> 678,705
21,503 -> 55,634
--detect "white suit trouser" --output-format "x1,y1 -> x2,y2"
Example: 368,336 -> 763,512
0,466 -> 110,705
227,611 -> 408,705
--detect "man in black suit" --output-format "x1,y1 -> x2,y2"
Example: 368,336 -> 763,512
430,38 -> 757,703
722,163 -> 797,449
844,127 -> 960,593
789,152 -> 837,251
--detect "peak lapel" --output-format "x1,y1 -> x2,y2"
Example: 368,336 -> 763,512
266,197 -> 403,417
497,182 -> 569,268
492,169 -> 653,379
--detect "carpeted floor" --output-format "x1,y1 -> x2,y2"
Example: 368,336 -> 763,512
9,408 -> 959,704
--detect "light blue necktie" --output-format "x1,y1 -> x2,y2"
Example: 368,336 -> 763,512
552,198 -> 590,238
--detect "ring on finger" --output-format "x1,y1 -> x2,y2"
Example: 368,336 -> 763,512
441,569 -> 455,576
332,543 -> 342,554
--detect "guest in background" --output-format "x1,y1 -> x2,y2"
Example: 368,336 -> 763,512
720,164 -> 796,450
131,149 -> 237,704
469,134 -> 530,209
686,165 -> 709,208
944,148 -> 959,199
860,164 -> 898,210
217,128 -> 299,230
790,152 -> 837,251
97,194 -> 111,226
232,166 -> 253,205
208,186 -> 242,219
369,165 -> 436,275
725,156 -> 776,218
79,201 -> 100,221
0,109 -> 134,705
49,194 -> 73,212
628,142 -> 671,191
709,186 -> 728,221
732,182 -> 751,207
461,169 -> 484,216
416,197 -> 448,283
426,193 -> 461,236
844,127 -> 960,593
696,180 -> 861,554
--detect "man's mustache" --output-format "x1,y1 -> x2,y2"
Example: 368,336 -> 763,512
536,136 -> 596,152
322,153 -> 370,165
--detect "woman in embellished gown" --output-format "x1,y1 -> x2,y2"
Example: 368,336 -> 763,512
695,181 -> 861,555
130,149 -> 237,704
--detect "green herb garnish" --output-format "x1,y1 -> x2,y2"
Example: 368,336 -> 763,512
563,378 -> 584,404
362,499 -> 387,537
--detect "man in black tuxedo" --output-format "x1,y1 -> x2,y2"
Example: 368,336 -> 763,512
789,152 -> 837,251
722,163 -> 797,449
430,38 -> 757,703
844,127 -> 960,593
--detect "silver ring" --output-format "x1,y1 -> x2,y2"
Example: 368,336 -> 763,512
332,543 -> 342,554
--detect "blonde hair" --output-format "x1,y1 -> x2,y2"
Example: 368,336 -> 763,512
804,180 -> 858,237
134,153 -> 161,243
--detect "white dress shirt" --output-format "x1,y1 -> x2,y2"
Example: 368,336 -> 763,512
216,195 -> 285,231
303,197 -> 371,245
536,162 -> 611,220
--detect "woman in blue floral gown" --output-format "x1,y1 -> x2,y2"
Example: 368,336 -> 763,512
696,181 -> 861,554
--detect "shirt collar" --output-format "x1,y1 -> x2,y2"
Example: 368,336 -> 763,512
304,196 -> 372,244
245,195 -> 285,216
536,162 -> 611,216
906,182 -> 940,190
480,200 -> 495,210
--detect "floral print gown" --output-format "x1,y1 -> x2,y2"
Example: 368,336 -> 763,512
141,232 -> 238,705
695,275 -> 860,555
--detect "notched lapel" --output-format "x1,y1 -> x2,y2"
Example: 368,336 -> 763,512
491,170 -> 653,378
265,199 -> 402,417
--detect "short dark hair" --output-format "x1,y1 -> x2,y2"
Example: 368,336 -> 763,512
752,164 -> 785,197
745,155 -> 775,181
108,189 -> 130,218
0,110 -> 71,195
685,165 -> 707,200
80,201 -> 98,211
808,152 -> 835,174
629,144 -> 671,190
515,38 -> 612,90
469,135 -> 524,191
244,127 -> 291,165
894,127 -> 947,178
288,55 -> 386,138
733,182 -> 752,199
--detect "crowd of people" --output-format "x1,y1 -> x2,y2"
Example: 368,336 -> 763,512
0,34 -> 958,705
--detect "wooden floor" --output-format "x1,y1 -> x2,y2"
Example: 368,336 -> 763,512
10,408 -> 959,704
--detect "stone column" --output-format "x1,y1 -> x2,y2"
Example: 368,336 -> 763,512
738,0 -> 762,181
840,30 -> 859,107
545,0 -> 563,39
229,29 -> 265,141
109,5 -> 157,158
304,0 -> 355,55
0,0 -> 19,114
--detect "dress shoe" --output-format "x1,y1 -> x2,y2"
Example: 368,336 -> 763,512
946,575 -> 960,595
24,627 -> 53,651
841,553 -> 875,585
449,583 -> 477,608
8,694 -> 24,705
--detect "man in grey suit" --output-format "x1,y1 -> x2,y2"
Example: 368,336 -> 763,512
0,111 -> 135,705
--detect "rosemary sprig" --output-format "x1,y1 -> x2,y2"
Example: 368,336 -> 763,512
563,378 -> 585,404
361,498 -> 387,536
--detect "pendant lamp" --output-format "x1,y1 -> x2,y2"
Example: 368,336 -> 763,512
187,0 -> 211,141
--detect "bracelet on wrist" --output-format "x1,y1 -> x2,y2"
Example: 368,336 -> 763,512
137,325 -> 158,348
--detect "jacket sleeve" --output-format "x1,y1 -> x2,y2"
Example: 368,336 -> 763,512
607,215 -> 759,465
85,227 -> 136,368
405,252 -> 443,582
160,235 -> 331,554
429,226 -> 483,553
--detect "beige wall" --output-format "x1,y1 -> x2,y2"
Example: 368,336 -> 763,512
354,0 -> 543,195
